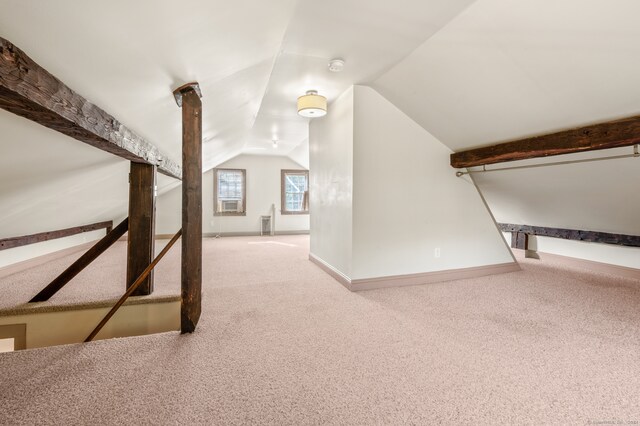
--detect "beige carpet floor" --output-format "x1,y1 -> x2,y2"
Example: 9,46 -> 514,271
1,235 -> 639,425
0,240 -> 179,314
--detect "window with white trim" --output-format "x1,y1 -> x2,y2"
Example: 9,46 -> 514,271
281,170 -> 309,215
214,168 -> 246,216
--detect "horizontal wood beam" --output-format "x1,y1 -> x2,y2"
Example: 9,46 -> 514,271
451,115 -> 640,168
0,221 -> 112,251
29,218 -> 129,302
498,223 -> 640,248
0,37 -> 181,179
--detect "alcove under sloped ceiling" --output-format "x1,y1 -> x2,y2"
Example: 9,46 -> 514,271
371,0 -> 640,258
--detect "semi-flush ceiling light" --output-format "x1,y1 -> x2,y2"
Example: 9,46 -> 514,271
297,90 -> 327,118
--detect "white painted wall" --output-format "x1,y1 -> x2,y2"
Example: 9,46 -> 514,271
309,86 -> 514,281
350,86 -> 513,279
309,87 -> 354,278
501,232 -> 640,270
0,301 -> 179,349
156,154 -> 310,235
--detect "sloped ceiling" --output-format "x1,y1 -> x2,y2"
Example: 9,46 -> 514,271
0,0 -> 472,238
373,0 -> 640,150
2,0 -> 639,242
372,0 -> 640,237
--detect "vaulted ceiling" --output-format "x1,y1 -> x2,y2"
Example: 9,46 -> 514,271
1,0 -> 640,239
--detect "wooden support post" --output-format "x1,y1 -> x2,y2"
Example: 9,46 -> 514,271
174,82 -> 202,333
30,218 -> 129,302
127,162 -> 157,296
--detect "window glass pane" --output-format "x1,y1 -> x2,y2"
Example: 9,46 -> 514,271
218,170 -> 243,200
284,173 -> 307,212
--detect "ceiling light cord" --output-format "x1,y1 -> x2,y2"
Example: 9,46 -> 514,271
455,144 -> 639,177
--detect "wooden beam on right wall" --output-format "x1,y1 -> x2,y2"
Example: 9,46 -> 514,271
498,223 -> 640,248
451,115 -> 640,169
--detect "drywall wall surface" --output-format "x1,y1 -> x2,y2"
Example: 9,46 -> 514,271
156,154 -> 309,235
350,86 -> 514,280
535,237 -> 639,269
309,87 -> 354,278
0,300 -> 179,349
501,231 -> 639,269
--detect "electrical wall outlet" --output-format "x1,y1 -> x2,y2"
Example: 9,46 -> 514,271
434,247 -> 441,258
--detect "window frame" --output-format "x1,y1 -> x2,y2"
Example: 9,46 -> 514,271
281,169 -> 309,215
213,168 -> 247,216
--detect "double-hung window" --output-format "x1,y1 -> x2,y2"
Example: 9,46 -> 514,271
281,170 -> 309,215
214,168 -> 246,216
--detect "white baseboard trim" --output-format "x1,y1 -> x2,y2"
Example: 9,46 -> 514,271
308,253 -> 352,290
0,241 -> 97,280
515,249 -> 640,280
309,253 -> 521,292
350,262 -> 521,291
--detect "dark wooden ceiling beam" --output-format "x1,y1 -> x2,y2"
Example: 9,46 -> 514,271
498,223 -> 640,247
0,37 -> 181,179
451,115 -> 640,169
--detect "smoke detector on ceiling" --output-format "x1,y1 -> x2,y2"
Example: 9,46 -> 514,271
328,58 -> 345,72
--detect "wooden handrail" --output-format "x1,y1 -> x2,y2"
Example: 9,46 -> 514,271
85,229 -> 182,342
29,218 -> 129,303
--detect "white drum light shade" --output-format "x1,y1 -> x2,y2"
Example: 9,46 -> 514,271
297,90 -> 327,118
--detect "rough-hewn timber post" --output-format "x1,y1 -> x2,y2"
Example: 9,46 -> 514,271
127,162 -> 157,296
173,82 -> 203,333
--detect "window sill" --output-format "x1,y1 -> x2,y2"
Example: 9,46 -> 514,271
214,212 -> 247,217
281,211 -> 309,215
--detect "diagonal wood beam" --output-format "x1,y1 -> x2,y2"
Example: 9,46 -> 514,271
29,218 -> 129,302
0,37 -> 181,179
451,115 -> 640,169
